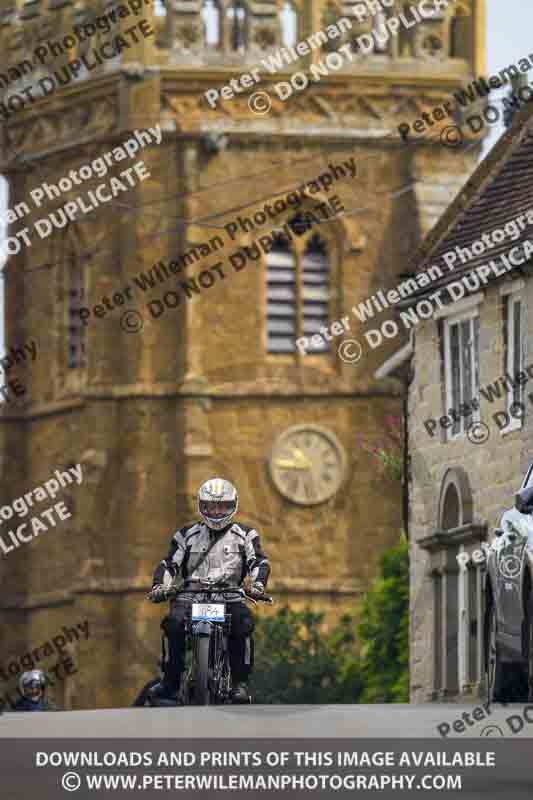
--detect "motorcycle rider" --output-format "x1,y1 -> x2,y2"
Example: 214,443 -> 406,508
149,478 -> 270,704
13,670 -> 56,711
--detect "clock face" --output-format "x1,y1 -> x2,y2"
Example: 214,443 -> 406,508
269,425 -> 347,506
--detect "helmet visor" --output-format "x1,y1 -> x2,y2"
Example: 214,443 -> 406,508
201,500 -> 235,520
25,680 -> 44,699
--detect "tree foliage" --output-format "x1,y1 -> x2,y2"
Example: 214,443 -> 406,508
252,537 -> 409,704
357,536 -> 409,702
251,606 -> 362,704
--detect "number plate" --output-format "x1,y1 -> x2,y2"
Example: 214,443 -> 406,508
191,603 -> 225,621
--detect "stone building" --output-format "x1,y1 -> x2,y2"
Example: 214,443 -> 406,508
0,0 -> 483,709
377,101 -> 533,702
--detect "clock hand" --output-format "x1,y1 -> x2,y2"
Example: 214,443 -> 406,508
274,459 -> 310,471
291,448 -> 313,469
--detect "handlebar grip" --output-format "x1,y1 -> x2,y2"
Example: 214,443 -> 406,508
147,586 -> 180,603
147,593 -> 166,604
248,592 -> 273,603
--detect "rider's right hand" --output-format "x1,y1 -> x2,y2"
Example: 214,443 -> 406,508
149,584 -> 167,603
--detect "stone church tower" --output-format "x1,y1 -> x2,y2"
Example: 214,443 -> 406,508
0,0 -> 484,709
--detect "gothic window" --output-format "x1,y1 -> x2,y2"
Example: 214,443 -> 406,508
266,225 -> 331,355
280,0 -> 297,48
441,483 -> 460,531
302,234 -> 330,352
202,0 -> 221,46
226,0 -> 247,52
67,255 -> 87,370
266,232 -> 296,353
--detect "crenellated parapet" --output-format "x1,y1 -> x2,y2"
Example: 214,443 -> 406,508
0,0 -> 482,93
147,0 -> 481,71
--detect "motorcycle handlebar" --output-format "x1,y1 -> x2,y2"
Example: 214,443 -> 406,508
147,585 -> 273,605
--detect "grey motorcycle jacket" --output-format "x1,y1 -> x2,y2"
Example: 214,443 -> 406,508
152,521 -> 270,590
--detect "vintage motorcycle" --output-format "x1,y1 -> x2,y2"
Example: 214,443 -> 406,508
140,577 -> 273,706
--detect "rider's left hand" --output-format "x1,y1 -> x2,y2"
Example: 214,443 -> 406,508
149,584 -> 167,603
251,581 -> 265,595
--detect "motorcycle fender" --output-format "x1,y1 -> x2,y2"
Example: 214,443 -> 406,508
192,621 -> 212,637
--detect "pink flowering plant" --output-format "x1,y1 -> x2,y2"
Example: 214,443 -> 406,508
359,415 -> 402,482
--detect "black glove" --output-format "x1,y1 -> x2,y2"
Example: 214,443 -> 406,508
149,584 -> 167,603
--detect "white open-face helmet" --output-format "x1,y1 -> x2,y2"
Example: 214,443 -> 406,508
198,478 -> 238,531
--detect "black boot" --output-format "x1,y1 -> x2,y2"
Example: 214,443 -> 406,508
148,681 -> 179,706
132,678 -> 161,707
231,682 -> 250,704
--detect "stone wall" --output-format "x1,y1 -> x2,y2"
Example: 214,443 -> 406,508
409,278 -> 530,702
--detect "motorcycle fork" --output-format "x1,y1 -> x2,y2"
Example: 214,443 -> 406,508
218,621 -> 232,701
211,625 -> 226,701
182,625 -> 208,705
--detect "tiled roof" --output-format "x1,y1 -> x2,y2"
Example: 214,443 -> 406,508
400,101 -> 533,306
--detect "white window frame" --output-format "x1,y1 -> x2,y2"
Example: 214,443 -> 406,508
457,545 -> 468,692
500,286 -> 525,436
443,308 -> 480,440
457,546 -> 485,693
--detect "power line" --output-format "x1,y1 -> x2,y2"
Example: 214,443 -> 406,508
0,122 -> 484,282
0,149 -> 381,278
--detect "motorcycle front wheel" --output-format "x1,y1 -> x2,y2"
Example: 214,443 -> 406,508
193,636 -> 212,705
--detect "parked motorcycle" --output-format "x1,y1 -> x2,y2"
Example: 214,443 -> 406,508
143,577 -> 273,706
